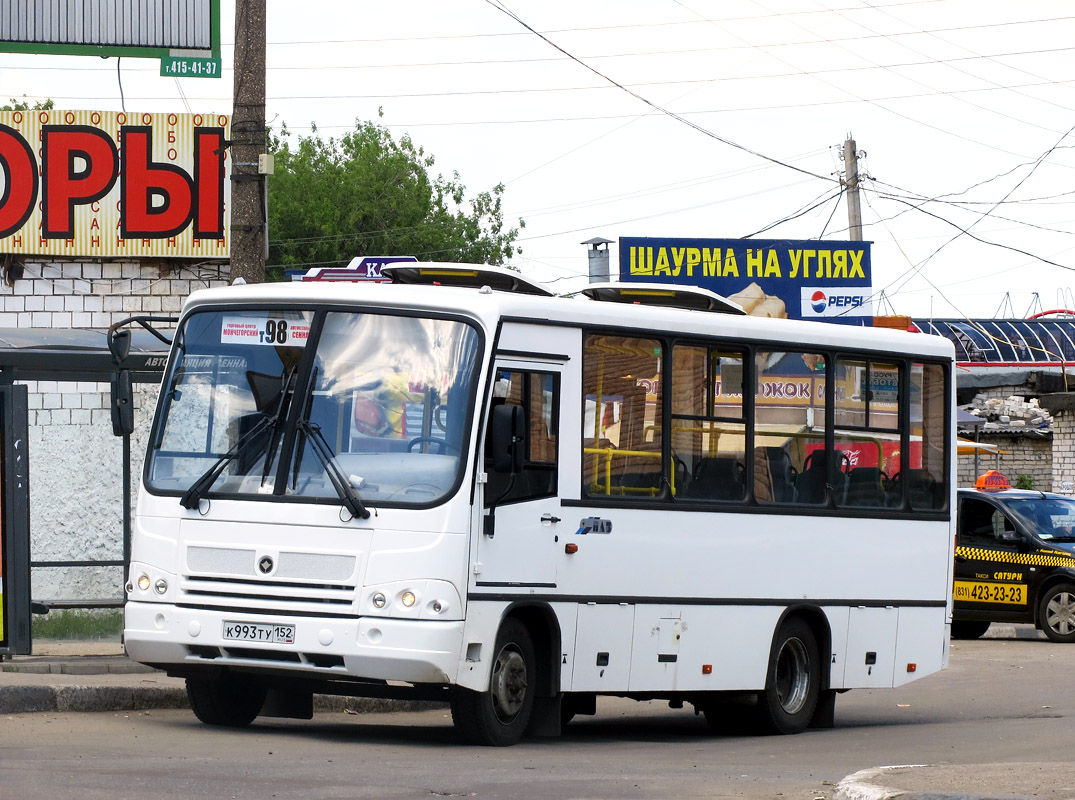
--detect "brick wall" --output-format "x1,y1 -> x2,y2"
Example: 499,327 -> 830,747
956,436 -> 1053,491
12,257 -> 227,603
1052,410 -> 1075,496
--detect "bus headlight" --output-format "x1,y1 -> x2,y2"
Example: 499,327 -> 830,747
401,591 -> 416,608
371,592 -> 387,609
137,575 -> 151,592
154,578 -> 168,595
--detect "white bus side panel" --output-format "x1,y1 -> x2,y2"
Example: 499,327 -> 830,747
573,603 -> 634,691
843,607 -> 898,687
625,605 -> 777,693
892,606 -> 948,687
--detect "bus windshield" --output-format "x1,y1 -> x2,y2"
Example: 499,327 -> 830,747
148,308 -> 482,509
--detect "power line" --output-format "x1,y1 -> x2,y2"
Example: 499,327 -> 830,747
482,0 -> 837,184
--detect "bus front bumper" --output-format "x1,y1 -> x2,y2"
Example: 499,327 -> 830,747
124,601 -> 465,685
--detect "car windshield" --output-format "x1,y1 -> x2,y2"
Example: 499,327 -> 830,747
147,308 -> 482,509
1003,496 -> 1075,542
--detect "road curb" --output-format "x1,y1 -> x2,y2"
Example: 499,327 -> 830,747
0,685 -> 189,714
835,764 -> 1049,800
0,683 -> 443,716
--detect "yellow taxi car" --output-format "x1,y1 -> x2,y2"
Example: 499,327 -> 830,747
954,470 -> 1075,642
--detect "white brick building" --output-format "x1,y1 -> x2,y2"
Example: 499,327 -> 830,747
8,258 -> 227,605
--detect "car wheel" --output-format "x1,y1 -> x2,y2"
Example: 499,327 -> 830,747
754,617 -> 820,735
951,620 -> 991,640
1039,583 -> 1075,643
186,672 -> 266,726
450,618 -> 536,746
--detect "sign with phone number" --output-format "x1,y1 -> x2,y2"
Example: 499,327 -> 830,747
954,580 -> 1027,605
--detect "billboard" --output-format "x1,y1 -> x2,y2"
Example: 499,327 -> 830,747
0,109 -> 230,259
620,237 -> 873,325
0,0 -> 219,58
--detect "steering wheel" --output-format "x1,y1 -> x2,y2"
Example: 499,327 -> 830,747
408,436 -> 453,455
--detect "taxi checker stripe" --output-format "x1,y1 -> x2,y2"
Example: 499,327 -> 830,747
956,546 -> 1075,568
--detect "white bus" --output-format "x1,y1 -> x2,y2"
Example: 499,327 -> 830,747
121,263 -> 955,746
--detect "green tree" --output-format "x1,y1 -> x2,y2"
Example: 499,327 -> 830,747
267,117 -> 522,277
2,97 -> 54,111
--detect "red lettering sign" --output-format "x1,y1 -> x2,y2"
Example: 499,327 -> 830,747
0,118 -> 228,249
192,128 -> 225,238
121,127 -> 193,237
0,124 -> 39,237
41,126 -> 118,238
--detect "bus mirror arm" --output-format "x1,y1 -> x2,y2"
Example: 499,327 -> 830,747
490,404 -> 525,474
483,404 -> 525,538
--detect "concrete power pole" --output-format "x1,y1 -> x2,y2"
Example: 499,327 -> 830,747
229,0 -> 268,283
842,136 -> 863,242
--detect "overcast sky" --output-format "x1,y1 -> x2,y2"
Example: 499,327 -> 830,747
5,0 -> 1075,319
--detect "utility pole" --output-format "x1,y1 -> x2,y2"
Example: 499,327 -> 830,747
842,135 -> 863,242
229,0 -> 267,283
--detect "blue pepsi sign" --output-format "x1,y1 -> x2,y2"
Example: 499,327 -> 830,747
619,237 -> 872,324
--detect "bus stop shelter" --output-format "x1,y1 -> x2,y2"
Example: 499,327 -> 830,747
0,325 -> 171,656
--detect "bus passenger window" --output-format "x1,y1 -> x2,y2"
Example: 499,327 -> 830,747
834,358 -> 902,509
754,350 -> 826,505
583,334 -> 664,499
671,343 -> 747,502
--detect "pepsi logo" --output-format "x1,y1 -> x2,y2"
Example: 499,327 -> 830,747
810,291 -> 828,313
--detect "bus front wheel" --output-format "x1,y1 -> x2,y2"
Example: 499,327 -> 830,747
186,672 -> 266,727
451,618 -> 536,746
755,617 -> 820,735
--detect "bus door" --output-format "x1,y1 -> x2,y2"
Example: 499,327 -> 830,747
475,363 -> 562,589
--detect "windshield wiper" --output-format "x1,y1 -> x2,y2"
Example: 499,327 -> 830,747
180,368 -> 296,510
179,413 -> 277,509
295,419 -> 370,519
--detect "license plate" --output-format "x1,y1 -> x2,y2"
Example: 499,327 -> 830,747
954,580 -> 1027,605
222,621 -> 295,644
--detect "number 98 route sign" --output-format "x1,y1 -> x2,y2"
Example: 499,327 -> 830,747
221,315 -> 311,347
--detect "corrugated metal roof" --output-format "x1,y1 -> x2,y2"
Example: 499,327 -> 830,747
0,0 -> 212,49
913,318 -> 1075,366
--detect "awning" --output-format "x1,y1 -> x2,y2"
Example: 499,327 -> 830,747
957,438 -> 1004,455
0,327 -> 172,382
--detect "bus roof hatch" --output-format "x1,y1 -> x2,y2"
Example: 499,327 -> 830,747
380,263 -> 555,297
581,282 -> 746,315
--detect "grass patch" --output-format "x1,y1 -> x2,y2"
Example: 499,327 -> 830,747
32,609 -> 123,640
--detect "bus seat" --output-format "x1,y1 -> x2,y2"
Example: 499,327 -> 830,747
845,467 -> 887,507
755,446 -> 796,503
795,450 -> 848,505
687,456 -> 744,501
902,468 -> 941,509
795,451 -> 828,505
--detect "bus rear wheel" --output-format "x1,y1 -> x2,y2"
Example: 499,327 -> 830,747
1040,583 -> 1075,643
186,672 -> 266,727
450,619 -> 536,746
755,617 -> 820,735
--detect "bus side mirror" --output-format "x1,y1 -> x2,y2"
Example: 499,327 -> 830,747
111,369 -> 134,436
490,404 -> 525,474
998,529 -> 1022,545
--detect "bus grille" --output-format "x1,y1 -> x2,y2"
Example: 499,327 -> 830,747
181,575 -> 357,614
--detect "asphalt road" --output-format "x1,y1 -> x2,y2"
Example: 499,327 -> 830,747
2,634 -> 1073,800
